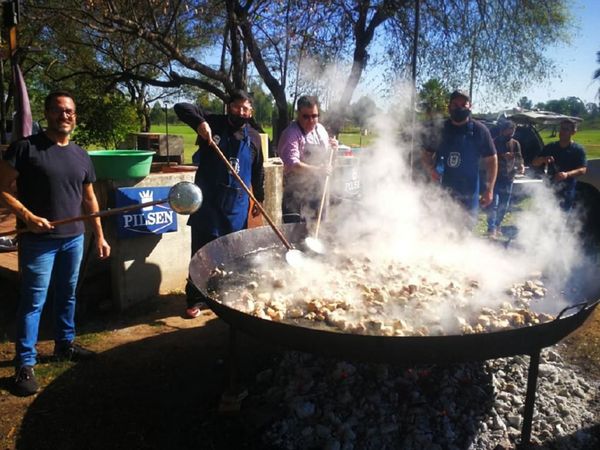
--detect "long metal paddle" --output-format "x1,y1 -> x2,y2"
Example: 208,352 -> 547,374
0,181 -> 203,237
206,138 -> 304,266
305,144 -> 336,255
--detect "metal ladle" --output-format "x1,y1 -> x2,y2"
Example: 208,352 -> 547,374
0,181 -> 203,237
304,143 -> 336,255
206,138 -> 305,267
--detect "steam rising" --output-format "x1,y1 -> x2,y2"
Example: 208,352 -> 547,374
215,80 -> 597,330
326,82 -> 593,312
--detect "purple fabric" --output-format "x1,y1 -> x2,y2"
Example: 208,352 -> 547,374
277,122 -> 330,173
12,62 -> 33,140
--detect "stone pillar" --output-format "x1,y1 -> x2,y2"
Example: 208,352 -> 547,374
263,157 -> 284,225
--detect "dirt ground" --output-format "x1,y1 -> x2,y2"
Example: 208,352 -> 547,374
0,289 -> 290,450
1,282 -> 599,450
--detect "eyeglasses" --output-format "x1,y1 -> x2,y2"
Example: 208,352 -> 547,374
302,114 -> 319,120
48,107 -> 76,118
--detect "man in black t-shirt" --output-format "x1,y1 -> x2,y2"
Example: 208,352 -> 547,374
422,90 -> 497,226
531,119 -> 587,211
0,91 -> 110,396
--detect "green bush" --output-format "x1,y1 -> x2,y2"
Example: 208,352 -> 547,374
73,94 -> 139,149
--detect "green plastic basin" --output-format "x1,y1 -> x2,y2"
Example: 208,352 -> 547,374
88,150 -> 155,179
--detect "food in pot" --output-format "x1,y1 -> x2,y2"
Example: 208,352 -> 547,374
208,250 -> 555,337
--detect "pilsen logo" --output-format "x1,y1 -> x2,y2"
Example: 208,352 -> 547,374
116,186 -> 178,238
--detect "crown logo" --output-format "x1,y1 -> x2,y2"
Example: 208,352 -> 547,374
139,190 -> 154,211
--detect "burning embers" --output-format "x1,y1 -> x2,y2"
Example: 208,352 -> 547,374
208,249 -> 555,337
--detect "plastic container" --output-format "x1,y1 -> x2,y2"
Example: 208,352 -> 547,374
88,150 -> 155,179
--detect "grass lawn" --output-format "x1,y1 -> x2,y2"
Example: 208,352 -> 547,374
151,123 -> 378,162
151,123 -> 200,163
152,121 -> 600,163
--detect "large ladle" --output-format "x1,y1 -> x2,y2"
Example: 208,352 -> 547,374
206,138 -> 304,267
0,181 -> 203,237
304,144 -> 336,255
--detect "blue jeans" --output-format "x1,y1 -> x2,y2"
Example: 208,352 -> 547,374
487,178 -> 513,232
16,234 -> 84,367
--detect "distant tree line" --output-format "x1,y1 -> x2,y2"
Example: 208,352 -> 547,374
534,97 -> 599,121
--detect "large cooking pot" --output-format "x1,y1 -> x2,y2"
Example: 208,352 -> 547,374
189,223 -> 599,364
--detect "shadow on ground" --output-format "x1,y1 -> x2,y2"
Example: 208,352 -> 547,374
14,321 -> 282,450
7,321 -> 599,450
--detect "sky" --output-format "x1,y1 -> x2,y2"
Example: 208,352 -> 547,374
506,0 -> 598,108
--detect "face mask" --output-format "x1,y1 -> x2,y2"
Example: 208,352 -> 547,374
450,107 -> 471,122
228,114 -> 248,129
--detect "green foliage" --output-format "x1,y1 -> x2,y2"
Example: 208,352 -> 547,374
586,103 -> 599,119
517,97 -> 533,110
535,97 -> 588,117
418,79 -> 449,116
148,102 -> 179,125
249,83 -> 274,128
409,0 -> 573,106
11,0 -> 578,142
149,102 -> 165,125
195,92 -> 223,115
73,94 -> 139,149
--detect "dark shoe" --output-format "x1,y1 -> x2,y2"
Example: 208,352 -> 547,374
14,365 -> 39,397
54,342 -> 96,362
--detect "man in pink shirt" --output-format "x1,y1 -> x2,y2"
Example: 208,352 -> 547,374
277,95 -> 335,221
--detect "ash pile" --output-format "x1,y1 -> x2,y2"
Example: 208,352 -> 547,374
243,347 -> 599,450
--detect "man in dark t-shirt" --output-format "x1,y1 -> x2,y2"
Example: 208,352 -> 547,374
0,91 -> 110,396
422,90 -> 497,226
532,119 -> 587,211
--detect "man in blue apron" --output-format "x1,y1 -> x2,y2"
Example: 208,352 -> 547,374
422,90 -> 497,226
174,90 -> 264,317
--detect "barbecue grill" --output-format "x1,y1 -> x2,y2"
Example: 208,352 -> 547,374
189,223 -> 599,447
